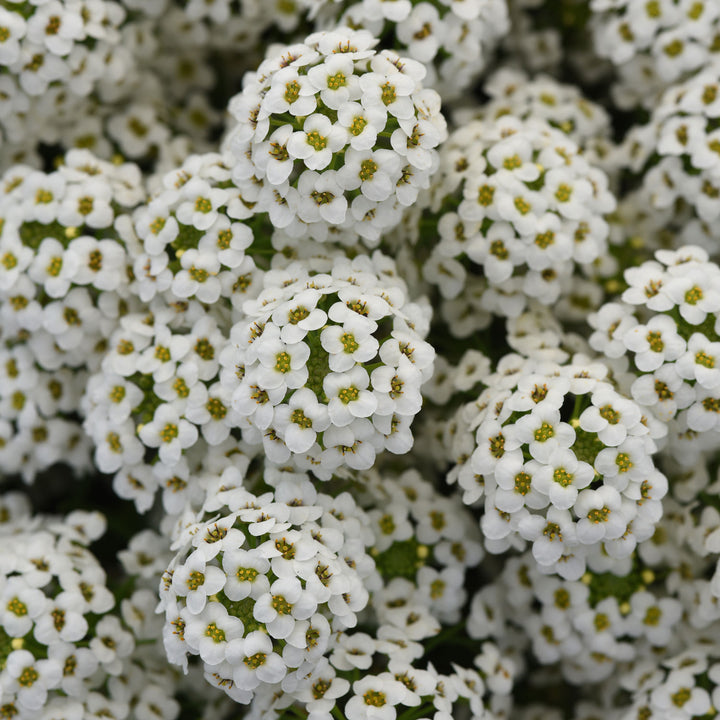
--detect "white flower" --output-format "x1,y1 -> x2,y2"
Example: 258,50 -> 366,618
226,630 -> 287,689
273,388 -> 331,453
4,650 -> 62,710
287,114 -> 348,170
623,314 -> 686,372
574,485 -> 627,544
221,548 -> 271,601
518,506 -> 576,566
346,673 -> 409,720
531,448 -> 594,510
337,148 -> 403,201
184,601 -> 245,666
252,577 -> 317,639
139,403 -> 198,465
324,366 -> 378,426
172,551 -> 227,615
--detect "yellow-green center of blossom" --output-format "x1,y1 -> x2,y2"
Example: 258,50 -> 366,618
291,409 -> 313,429
380,82 -> 396,106
18,667 -> 38,688
12,391 -> 25,410
477,184 -> 494,206
195,197 -> 212,213
269,142 -> 289,161
312,680 -> 330,699
63,656 -> 77,677
599,405 -> 620,424
554,588 -> 570,609
671,688 -> 691,707
173,378 -> 189,398
553,468 -> 573,487
46,256 -> 63,277
489,239 -> 508,259
236,567 -> 258,582
643,606 -> 661,626
646,331 -> 664,353
186,571 -> 205,591
0,27 -> 10,43
503,154 -> 522,170
7,598 -> 26,616
77,196 -> 94,216
272,595 -> 292,614
340,333 -> 359,353
160,423 -> 179,443
378,513 -> 395,535
645,0 -> 661,18
389,376 -> 403,399
195,338 -> 214,360
338,386 -> 359,404
275,351 -> 292,373
155,346 -> 171,362
88,250 -> 102,272
654,380 -> 673,400
327,71 -> 346,90
696,351 -> 715,368
534,421 -> 555,442
543,522 -> 562,540
189,266 -> 209,283
205,622 -> 226,643
594,612 -> 610,631
244,653 -> 267,669
702,397 -> 720,412
108,385 -> 125,404
1,252 -> 17,270
618,22 -> 634,41
702,83 -> 717,104
311,190 -> 335,205
363,690 -> 387,707
359,159 -> 377,181
206,398 -> 227,420
35,189 -> 53,204
52,608 -> 65,631
664,39 -> 684,56
288,306 -> 309,324
514,471 -> 531,495
105,431 -> 122,452
284,80 -> 300,104
63,307 -> 80,326
535,231 -> 555,248
555,184 -> 572,202
306,130 -> 328,151
531,384 -> 548,403
150,217 -> 166,234
45,16 -> 61,34
685,285 -> 703,304
615,453 -> 632,472
489,433 -> 505,458
275,538 -> 296,559
587,506 -> 610,523
350,116 -> 368,136
514,197 -> 531,214
216,229 -> 232,249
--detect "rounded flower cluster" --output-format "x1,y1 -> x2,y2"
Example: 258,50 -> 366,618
307,0 -> 509,101
463,67 -> 616,173
451,352 -> 668,579
401,114 -> 615,324
621,68 -> 720,253
0,150 -> 145,370
221,253 -> 435,476
132,152 -> 268,308
589,245 -> 720,458
617,644 -> 720,719
0,504 -> 123,719
470,547 -> 691,685
223,27 -> 447,245
82,297 -> 237,513
362,468 -> 484,626
590,0 -> 720,108
0,0 -> 131,158
158,466 -> 376,705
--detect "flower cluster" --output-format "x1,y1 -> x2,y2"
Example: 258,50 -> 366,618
132,152 -> 267,308
223,27 -> 447,245
307,0 -> 510,100
158,465 -> 376,704
222,253 -> 434,476
398,114 -> 615,330
449,351 -> 668,579
590,246 -> 720,458
620,68 -> 720,253
590,0 -> 720,109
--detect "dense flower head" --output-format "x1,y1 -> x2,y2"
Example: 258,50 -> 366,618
589,246 -> 720,458
158,465 -> 376,704
395,114 -> 616,329
449,352 -> 667,580
223,27 -> 448,246
306,0 -> 510,101
620,68 -> 720,253
590,0 -> 720,109
131,152 -> 268,310
221,252 -> 435,476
